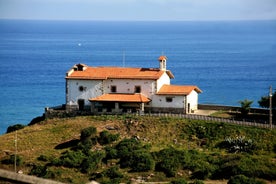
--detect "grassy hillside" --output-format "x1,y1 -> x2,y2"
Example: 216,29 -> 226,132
0,115 -> 275,184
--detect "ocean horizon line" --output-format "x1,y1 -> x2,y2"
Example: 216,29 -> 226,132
1,18 -> 276,22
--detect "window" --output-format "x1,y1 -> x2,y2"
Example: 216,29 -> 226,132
134,86 -> 141,93
111,86 -> 117,93
79,86 -> 85,92
166,97 -> 173,102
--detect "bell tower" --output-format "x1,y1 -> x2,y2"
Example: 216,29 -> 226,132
158,55 -> 167,71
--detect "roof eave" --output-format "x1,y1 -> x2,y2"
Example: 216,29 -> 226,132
166,70 -> 175,79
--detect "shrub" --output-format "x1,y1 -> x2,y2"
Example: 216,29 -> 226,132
180,150 -> 213,180
104,146 -> 118,160
115,138 -> 143,159
80,151 -> 105,174
212,154 -> 276,180
29,165 -> 56,179
98,130 -> 119,145
80,126 -> 97,141
6,124 -> 25,133
192,180 -> 204,184
1,154 -> 23,166
58,150 -> 86,168
170,178 -> 188,184
30,164 -> 48,177
191,167 -> 211,180
128,150 -> 155,172
228,175 -> 266,184
100,178 -> 121,184
103,166 -> 124,179
28,115 -> 45,126
155,148 -> 185,177
37,155 -> 49,162
219,136 -> 256,153
78,138 -> 97,153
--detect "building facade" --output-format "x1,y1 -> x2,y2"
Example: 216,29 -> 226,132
65,56 -> 202,114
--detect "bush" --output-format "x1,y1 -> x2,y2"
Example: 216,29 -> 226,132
1,154 -> 23,166
98,131 -> 119,145
154,148 -> 185,177
228,175 -> 266,184
219,136 -> 256,153
212,154 -> 276,180
28,115 -> 45,126
191,168 -> 211,180
115,138 -> 143,159
78,138 -> 97,153
58,150 -> 86,168
29,164 -> 56,179
80,151 -> 105,174
103,166 -> 124,179
105,146 -> 118,160
6,124 -> 25,133
170,178 -> 188,184
30,164 -> 47,177
192,180 -> 204,184
184,150 -> 214,180
80,126 -> 97,141
128,150 -> 155,172
37,155 -> 49,162
100,178 -> 121,184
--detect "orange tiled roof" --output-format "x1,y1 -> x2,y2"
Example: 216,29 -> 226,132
158,55 -> 167,61
89,93 -> 151,103
66,66 -> 174,80
157,84 -> 202,95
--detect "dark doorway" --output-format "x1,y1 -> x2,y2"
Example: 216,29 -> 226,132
78,99 -> 85,110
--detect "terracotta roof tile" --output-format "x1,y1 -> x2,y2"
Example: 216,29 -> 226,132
89,93 -> 151,103
157,84 -> 202,95
158,55 -> 167,61
66,66 -> 174,80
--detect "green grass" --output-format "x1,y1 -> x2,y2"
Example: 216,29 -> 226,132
0,115 -> 275,183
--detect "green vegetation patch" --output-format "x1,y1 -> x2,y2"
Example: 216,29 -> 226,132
0,115 -> 275,184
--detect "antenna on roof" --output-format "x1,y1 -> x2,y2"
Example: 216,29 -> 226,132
122,50 -> 125,67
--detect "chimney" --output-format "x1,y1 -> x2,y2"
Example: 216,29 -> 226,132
158,55 -> 167,71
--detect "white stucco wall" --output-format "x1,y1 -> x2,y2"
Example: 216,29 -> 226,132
103,79 -> 156,98
67,78 -> 158,106
156,73 -> 170,92
101,73 -> 171,100
66,79 -> 103,106
151,95 -> 185,108
186,90 -> 199,111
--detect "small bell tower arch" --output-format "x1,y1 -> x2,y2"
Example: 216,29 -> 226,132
158,55 -> 167,71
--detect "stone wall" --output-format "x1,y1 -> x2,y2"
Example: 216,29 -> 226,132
198,104 -> 270,114
145,107 -> 185,114
45,104 -> 271,120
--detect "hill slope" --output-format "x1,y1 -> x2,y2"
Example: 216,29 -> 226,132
0,115 -> 275,184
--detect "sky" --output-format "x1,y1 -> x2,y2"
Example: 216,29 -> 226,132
0,0 -> 276,21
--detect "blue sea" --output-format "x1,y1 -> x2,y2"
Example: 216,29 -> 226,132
0,20 -> 276,134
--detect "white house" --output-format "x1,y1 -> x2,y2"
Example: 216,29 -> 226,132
65,56 -> 202,114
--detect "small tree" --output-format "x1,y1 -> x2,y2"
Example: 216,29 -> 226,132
258,91 -> 276,109
239,99 -> 253,116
